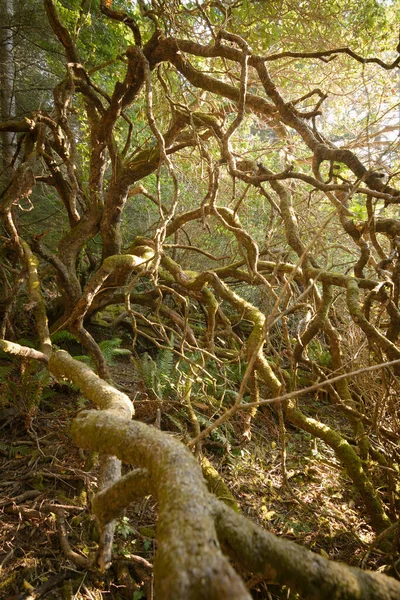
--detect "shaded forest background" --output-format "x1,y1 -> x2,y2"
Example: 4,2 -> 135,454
2,0 -> 400,598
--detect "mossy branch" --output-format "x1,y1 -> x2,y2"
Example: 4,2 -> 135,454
71,407 -> 400,600
0,339 -> 49,363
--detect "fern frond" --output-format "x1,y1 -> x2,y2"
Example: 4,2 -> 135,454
16,338 -> 38,349
51,330 -> 79,344
99,338 -> 130,366
196,412 -> 232,445
132,344 -> 178,400
156,346 -> 174,379
166,413 -> 187,433
73,355 -> 93,365
0,364 -> 13,380
140,353 -> 157,394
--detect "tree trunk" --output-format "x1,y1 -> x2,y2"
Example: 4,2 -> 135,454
0,0 -> 16,179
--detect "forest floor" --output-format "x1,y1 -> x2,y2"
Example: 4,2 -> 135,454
0,353 -> 391,600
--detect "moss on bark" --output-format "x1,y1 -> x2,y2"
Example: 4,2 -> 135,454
72,410 -> 251,600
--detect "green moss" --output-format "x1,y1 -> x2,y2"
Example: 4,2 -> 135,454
201,456 -> 240,512
139,526 -> 157,539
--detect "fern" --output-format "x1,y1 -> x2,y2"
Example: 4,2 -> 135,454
132,342 -> 175,400
73,338 -> 131,367
50,330 -> 79,344
156,344 -> 174,395
196,412 -> 233,445
156,337 -> 174,376
133,352 -> 159,398
0,443 -> 31,458
76,396 -> 89,409
16,338 -> 38,349
0,364 -> 13,381
73,354 -> 93,366
0,358 -> 53,427
99,338 -> 131,366
166,413 -> 187,433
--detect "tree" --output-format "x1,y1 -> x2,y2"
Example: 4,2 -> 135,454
1,0 -> 400,598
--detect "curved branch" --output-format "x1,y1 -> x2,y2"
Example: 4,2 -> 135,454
72,410 -> 251,600
264,46 -> 400,70
99,1 -> 142,47
0,339 -> 49,363
212,499 -> 400,600
44,0 -> 79,63
71,408 -> 400,600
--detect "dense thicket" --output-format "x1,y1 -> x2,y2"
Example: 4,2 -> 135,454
1,1 -> 400,598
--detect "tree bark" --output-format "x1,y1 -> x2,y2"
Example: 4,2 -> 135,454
0,0 -> 16,179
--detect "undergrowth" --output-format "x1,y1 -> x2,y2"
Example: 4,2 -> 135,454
0,357 -> 53,428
